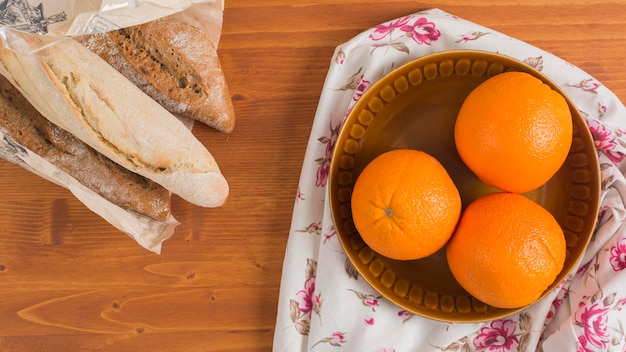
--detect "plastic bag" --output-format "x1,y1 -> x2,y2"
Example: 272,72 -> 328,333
0,0 -> 225,253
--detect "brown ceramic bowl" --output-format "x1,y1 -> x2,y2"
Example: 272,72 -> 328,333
328,50 -> 601,322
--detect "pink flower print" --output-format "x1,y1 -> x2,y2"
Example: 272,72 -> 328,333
312,292 -> 322,317
597,103 -> 607,118
455,30 -> 490,43
609,236 -> 626,271
546,281 -> 569,321
574,302 -> 610,350
473,319 -> 519,352
335,48 -> 346,65
577,335 -> 593,352
365,316 -> 375,325
586,118 -> 626,164
312,332 -> 347,348
349,289 -> 381,311
547,296 -> 563,320
369,16 -> 441,54
365,297 -> 379,309
296,187 -> 305,202
329,332 -> 346,346
399,17 -> 441,45
315,160 -> 330,187
294,277 -> 316,319
585,81 -> 601,92
369,16 -> 412,41
523,56 -> 544,71
323,227 -> 336,244
315,121 -> 342,187
353,77 -> 371,101
398,309 -> 416,323
289,258 -> 319,335
335,67 -> 364,92
569,78 -> 601,94
326,126 -> 339,154
297,222 -> 322,235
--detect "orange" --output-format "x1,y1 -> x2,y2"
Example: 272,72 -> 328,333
454,71 -> 573,193
350,149 -> 462,261
446,192 -> 566,309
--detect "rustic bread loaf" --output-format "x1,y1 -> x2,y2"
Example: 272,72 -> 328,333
78,15 -> 235,133
0,30 -> 229,208
0,75 -> 172,221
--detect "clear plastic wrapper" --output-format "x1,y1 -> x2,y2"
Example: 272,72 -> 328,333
0,0 -> 225,253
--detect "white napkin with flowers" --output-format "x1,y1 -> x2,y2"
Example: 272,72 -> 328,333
273,8 -> 626,352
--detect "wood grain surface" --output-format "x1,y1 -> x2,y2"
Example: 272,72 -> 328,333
0,1 -> 624,351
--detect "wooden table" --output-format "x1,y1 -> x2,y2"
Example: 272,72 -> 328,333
0,1 -> 624,350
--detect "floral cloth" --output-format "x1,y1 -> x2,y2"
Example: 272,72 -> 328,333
273,8 -> 626,352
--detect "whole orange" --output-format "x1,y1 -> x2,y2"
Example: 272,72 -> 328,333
350,149 -> 462,261
446,192 -> 566,309
454,71 -> 573,193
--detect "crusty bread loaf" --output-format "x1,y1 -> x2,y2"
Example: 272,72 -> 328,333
0,30 -> 229,208
78,15 -> 235,133
0,75 -> 172,221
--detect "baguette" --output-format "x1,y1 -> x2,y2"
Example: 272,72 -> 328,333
78,15 -> 235,133
0,75 -> 171,221
0,30 -> 229,208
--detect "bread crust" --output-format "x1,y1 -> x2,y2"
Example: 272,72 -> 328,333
79,16 -> 235,133
0,75 -> 172,221
0,31 -> 229,208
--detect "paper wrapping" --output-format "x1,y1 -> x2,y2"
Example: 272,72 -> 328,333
0,0 -> 224,253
